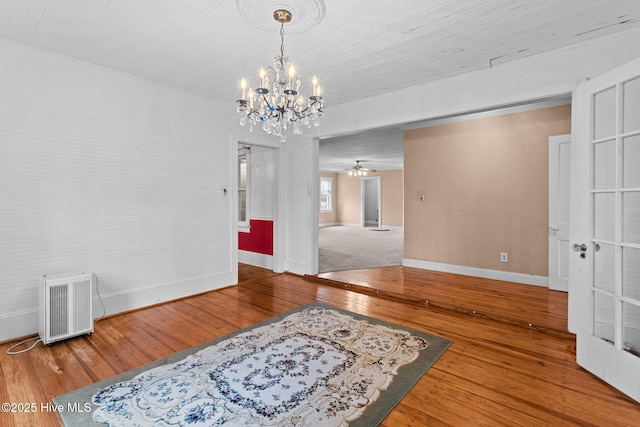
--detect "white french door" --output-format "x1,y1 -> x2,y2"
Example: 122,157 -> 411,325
569,57 -> 640,402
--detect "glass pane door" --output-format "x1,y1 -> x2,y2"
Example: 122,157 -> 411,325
590,77 -> 640,359
571,56 -> 640,403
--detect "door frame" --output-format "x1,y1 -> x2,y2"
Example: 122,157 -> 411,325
232,137 -> 286,274
548,134 -> 572,292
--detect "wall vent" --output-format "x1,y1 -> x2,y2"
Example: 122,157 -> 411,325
39,273 -> 94,345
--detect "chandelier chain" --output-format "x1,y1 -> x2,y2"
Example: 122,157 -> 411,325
280,23 -> 285,59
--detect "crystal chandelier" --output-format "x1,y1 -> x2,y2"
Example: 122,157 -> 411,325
236,9 -> 324,142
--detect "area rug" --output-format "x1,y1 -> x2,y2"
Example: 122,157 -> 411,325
54,302 -> 452,426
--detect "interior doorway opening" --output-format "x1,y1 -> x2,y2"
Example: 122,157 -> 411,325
362,176 -> 381,228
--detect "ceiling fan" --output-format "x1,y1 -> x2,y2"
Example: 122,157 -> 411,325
346,160 -> 376,176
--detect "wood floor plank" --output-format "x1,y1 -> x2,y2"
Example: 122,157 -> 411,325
0,264 -> 637,426
0,363 -> 16,427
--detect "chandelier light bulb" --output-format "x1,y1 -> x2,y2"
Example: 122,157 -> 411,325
259,67 -> 267,88
248,88 -> 254,108
240,78 -> 247,99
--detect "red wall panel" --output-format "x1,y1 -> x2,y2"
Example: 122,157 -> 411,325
238,219 -> 273,255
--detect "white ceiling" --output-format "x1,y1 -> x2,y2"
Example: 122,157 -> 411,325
1,0 -> 640,171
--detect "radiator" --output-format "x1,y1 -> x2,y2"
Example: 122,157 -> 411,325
39,272 -> 94,345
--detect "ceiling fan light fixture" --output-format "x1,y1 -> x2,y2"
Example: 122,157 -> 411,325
346,160 -> 374,177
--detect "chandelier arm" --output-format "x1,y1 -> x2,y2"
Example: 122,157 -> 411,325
259,92 -> 273,111
286,96 -> 298,112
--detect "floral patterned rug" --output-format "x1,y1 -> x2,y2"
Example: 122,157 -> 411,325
55,302 -> 452,426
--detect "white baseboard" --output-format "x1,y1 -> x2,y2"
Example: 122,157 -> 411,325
379,225 -> 403,230
285,260 -> 313,276
0,271 -> 235,343
0,308 -> 37,344
319,223 -> 404,230
238,250 -> 273,270
402,258 -> 548,287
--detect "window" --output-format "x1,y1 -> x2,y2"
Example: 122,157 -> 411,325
238,148 -> 250,228
320,176 -> 332,212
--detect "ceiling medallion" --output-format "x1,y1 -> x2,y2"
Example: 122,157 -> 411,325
236,0 -> 326,34
236,2 -> 325,142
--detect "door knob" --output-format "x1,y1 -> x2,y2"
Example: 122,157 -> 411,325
548,225 -> 559,235
572,243 -> 587,252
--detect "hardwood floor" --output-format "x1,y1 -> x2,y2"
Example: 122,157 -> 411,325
1,264 -> 638,426
317,266 -> 570,334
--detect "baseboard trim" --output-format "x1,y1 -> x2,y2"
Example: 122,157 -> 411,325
238,250 -> 274,270
319,223 -> 404,230
402,259 -> 548,287
0,271 -> 235,343
319,222 -> 339,228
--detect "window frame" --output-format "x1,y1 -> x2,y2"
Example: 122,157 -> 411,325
320,176 -> 332,213
238,148 -> 250,231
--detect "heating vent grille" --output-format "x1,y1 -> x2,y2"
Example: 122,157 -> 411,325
39,273 -> 94,345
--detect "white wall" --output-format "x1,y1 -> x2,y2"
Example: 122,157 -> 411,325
0,39 -> 236,342
284,134 -> 319,275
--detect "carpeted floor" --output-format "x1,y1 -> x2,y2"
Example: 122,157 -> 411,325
319,226 -> 403,273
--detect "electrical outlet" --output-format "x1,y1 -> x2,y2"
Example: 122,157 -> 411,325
500,252 -> 508,262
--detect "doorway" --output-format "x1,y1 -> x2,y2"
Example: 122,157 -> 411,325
362,176 -> 381,228
236,142 -> 280,272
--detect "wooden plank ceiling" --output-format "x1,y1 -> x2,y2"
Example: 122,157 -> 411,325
1,0 -> 639,170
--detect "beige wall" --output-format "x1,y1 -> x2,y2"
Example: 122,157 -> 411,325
334,170 -> 404,227
404,105 -> 571,276
319,172 -> 338,225
379,170 -> 404,227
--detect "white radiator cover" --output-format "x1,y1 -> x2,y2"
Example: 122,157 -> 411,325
39,273 -> 94,345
